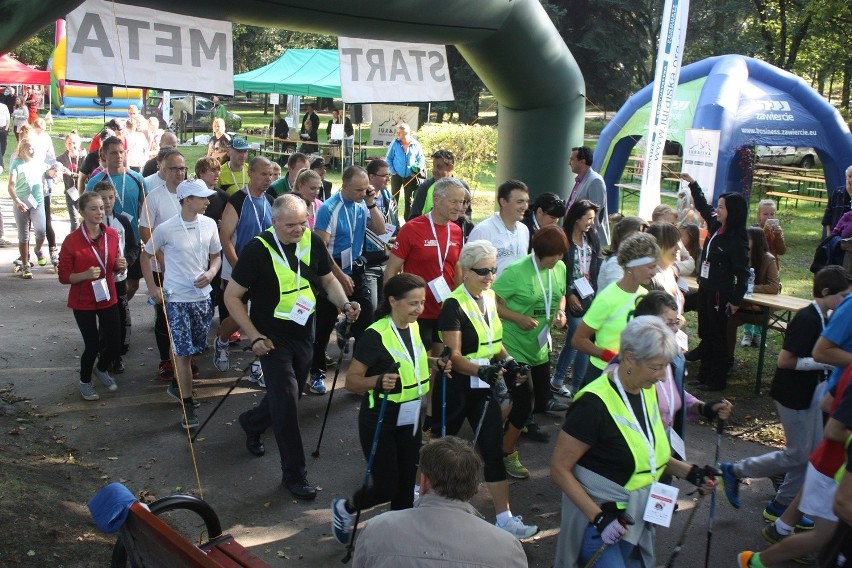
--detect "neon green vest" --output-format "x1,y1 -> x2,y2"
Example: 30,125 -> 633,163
442,285 -> 503,360
422,183 -> 435,215
576,377 -> 670,491
835,433 -> 852,484
255,228 -> 314,321
367,318 -> 430,408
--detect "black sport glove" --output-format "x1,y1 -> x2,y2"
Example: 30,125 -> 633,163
477,365 -> 502,386
592,504 -> 634,544
701,400 -> 724,421
685,464 -> 721,487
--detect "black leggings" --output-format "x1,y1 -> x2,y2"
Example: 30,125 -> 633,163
73,304 -> 121,382
311,270 -> 374,373
44,194 -> 56,250
696,288 -> 731,389
352,398 -> 422,512
527,361 -> 553,415
152,272 -> 170,361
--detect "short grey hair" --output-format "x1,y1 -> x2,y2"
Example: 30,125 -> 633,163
846,165 -> 852,176
459,240 -> 496,269
757,198 -> 777,212
272,193 -> 307,219
249,156 -> 272,172
433,177 -> 466,201
396,122 -> 411,134
620,316 -> 679,363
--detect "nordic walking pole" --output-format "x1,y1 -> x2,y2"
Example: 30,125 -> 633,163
583,543 -> 607,568
342,362 -> 400,564
704,418 -> 724,568
665,492 -> 707,568
312,317 -> 352,458
437,346 -> 451,438
191,349 -> 255,442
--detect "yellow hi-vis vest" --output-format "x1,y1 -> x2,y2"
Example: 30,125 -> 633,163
368,318 -> 430,408
576,377 -> 670,491
255,228 -> 314,321
441,285 -> 503,361
835,433 -> 852,484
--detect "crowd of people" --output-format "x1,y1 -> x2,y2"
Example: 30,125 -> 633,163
3,100 -> 852,567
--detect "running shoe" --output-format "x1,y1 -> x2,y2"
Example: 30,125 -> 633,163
180,407 -> 199,429
248,360 -> 265,387
503,451 -> 530,479
93,367 -> 118,392
720,462 -> 741,509
763,499 -> 814,530
35,250 -> 46,266
496,516 -> 538,539
79,381 -> 99,401
213,339 -> 230,372
158,360 -> 175,381
309,372 -> 327,395
331,498 -> 354,545
21,266 -> 32,279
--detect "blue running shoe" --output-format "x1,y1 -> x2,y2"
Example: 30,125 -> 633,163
720,462 -> 741,509
331,498 -> 353,545
763,500 -> 814,530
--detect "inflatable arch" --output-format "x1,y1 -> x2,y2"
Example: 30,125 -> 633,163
595,54 -> 852,210
0,0 -> 585,198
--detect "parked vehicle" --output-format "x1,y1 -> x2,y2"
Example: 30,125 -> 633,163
755,145 -> 819,169
147,94 -> 242,132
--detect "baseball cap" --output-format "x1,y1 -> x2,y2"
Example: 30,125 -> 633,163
176,179 -> 215,200
229,137 -> 250,150
311,158 -> 327,170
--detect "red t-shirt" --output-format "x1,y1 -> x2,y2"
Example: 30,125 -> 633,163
809,366 -> 852,476
390,215 -> 462,319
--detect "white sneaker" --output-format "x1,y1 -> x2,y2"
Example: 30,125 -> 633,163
550,383 -> 573,398
248,360 -> 265,387
740,331 -> 753,347
93,367 -> 118,392
496,515 -> 538,539
79,381 -> 99,401
213,339 -> 230,372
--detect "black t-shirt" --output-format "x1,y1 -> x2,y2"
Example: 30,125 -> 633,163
79,151 -> 101,177
561,377 -> 651,486
438,296 -> 497,388
57,151 -> 85,192
769,304 -> 824,410
141,157 -> 159,178
354,325 -> 416,378
204,188 -> 230,223
230,230 -> 332,345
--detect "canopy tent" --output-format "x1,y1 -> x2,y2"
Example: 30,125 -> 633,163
233,49 -> 341,98
0,54 -> 50,85
595,54 -> 852,209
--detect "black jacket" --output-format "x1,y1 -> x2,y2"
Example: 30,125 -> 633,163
689,181 -> 749,305
563,230 -> 602,314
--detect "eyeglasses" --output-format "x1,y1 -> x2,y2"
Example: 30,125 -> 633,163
371,173 -> 390,178
469,266 -> 498,276
168,167 -> 188,173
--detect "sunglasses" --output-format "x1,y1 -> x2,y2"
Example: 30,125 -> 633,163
470,266 -> 498,276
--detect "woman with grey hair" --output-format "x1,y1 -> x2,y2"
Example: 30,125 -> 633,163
436,239 -> 537,539
551,316 -> 718,568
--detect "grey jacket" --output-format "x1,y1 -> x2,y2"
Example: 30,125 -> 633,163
571,168 -> 610,246
353,493 -> 528,568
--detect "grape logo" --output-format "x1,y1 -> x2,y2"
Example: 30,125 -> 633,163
755,100 -> 795,121
671,100 -> 690,111
756,100 -> 791,111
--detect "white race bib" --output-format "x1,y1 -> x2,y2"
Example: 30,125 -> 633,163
288,295 -> 315,326
396,399 -> 421,427
573,276 -> 594,299
428,275 -> 452,303
92,278 -> 111,302
469,357 -> 491,389
341,248 -> 353,271
642,481 -> 679,527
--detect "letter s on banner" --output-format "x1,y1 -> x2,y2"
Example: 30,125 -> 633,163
339,37 -> 454,104
66,0 -> 233,94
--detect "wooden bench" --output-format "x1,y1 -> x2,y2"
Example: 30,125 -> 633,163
766,191 -> 827,208
111,495 -> 271,568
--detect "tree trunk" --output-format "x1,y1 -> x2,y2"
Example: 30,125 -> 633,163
842,56 -> 852,114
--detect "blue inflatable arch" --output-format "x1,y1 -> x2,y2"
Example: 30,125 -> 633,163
594,54 -> 852,210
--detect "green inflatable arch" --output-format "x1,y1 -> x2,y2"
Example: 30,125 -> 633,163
0,0 -> 585,197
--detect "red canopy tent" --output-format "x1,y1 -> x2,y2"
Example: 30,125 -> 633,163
0,54 -> 50,85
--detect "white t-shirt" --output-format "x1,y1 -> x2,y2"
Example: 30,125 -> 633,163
597,256 -> 623,291
144,172 -> 167,195
468,213 -> 530,275
144,214 -> 221,303
125,131 -> 149,168
104,212 -> 132,283
139,185 -> 180,273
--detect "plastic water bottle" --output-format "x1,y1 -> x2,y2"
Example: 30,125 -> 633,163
746,268 -> 755,296
147,289 -> 173,305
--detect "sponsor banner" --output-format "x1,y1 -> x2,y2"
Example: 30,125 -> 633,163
369,105 -> 420,146
66,0 -> 233,94
639,0 -> 690,219
682,129 -> 721,203
339,37 -> 454,103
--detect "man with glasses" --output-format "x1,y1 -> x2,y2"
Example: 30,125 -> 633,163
468,180 -> 531,276
140,149 -> 190,382
308,166 -> 384,395
409,149 -> 469,220
362,159 -> 399,309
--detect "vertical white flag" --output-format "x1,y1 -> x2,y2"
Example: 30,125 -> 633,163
638,0 -> 690,220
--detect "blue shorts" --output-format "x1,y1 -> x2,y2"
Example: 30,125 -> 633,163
165,299 -> 213,357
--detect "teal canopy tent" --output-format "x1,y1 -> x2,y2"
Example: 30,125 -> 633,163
233,49 -> 341,98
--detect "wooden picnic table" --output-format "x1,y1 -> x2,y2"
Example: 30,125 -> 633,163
682,275 -> 810,394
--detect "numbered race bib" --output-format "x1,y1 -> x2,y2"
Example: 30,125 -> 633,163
289,295 -> 316,326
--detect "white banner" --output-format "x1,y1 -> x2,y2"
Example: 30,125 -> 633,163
338,38 -> 454,103
369,105 -> 420,146
638,0 -> 690,219
66,0 -> 233,94
681,129 -> 721,223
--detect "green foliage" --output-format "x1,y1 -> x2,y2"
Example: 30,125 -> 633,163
10,24 -> 53,69
416,123 -> 497,190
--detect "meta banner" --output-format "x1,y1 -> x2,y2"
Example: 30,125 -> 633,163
66,0 -> 233,94
338,38 -> 454,103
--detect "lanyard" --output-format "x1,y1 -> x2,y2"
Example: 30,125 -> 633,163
613,368 -> 656,476
247,193 -> 268,232
577,234 -> 590,276
389,319 -> 424,398
177,217 -> 205,267
271,230 -> 302,292
659,366 -> 676,427
108,172 -> 127,208
342,199 -> 356,247
428,212 -> 452,274
701,230 -> 720,267
531,254 -> 553,320
229,165 -> 246,191
463,286 -> 493,355
82,224 -> 108,271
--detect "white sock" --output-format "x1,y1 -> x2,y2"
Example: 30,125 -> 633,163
496,510 -> 513,526
774,518 -> 793,536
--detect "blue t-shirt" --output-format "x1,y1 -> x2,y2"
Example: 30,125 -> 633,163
314,192 -> 368,274
86,170 -> 146,241
822,294 -> 852,388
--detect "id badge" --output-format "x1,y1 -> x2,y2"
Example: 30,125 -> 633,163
700,261 -> 710,279
396,399 -> 420,427
677,277 -> 690,293
25,194 -> 38,210
675,329 -> 689,352
288,295 -> 316,326
428,275 -> 452,303
573,276 -> 594,299
642,481 -> 679,527
669,429 -> 686,461
66,186 -> 80,202
469,358 -> 491,389
92,278 -> 111,302
538,325 -> 551,350
379,224 -> 397,244
341,248 -> 353,271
